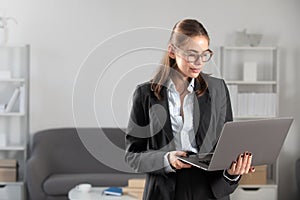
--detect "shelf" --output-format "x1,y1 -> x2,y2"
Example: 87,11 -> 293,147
226,81 -> 277,85
0,181 -> 24,186
239,180 -> 277,188
0,78 -> 26,83
0,45 -> 29,198
0,43 -> 28,48
0,146 -> 26,151
0,112 -> 25,117
222,46 -> 277,51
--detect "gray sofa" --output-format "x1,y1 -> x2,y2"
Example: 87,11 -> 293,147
26,128 -> 145,200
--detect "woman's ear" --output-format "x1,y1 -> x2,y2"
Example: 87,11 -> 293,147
168,44 -> 176,59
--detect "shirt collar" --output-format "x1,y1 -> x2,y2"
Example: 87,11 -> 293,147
166,78 -> 195,93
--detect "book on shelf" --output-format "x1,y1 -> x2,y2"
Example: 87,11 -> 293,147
103,187 -> 123,196
18,85 -> 25,113
0,104 -> 6,113
5,87 -> 20,112
236,92 -> 276,117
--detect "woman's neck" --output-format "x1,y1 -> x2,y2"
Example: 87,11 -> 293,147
170,71 -> 191,95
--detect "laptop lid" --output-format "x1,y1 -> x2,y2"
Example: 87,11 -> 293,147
208,117 -> 293,171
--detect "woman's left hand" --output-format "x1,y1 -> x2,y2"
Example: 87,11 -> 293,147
227,151 -> 255,175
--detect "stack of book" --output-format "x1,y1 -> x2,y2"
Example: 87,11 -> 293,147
122,179 -> 145,200
227,85 -> 276,117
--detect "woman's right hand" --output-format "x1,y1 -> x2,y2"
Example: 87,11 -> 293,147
168,151 -> 192,170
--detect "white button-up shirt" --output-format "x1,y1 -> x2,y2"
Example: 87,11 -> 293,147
166,78 -> 198,153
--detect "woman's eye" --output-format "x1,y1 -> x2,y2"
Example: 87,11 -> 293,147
188,54 -> 197,59
202,53 -> 209,58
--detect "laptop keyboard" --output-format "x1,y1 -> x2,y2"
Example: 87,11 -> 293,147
198,159 -> 211,165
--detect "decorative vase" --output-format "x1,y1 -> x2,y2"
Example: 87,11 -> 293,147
0,12 -> 17,46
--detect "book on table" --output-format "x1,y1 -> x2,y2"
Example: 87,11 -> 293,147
103,187 -> 123,196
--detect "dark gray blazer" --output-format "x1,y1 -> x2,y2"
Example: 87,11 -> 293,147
125,74 -> 239,200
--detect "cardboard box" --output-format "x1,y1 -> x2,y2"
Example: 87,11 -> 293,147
128,178 -> 146,188
240,165 -> 267,185
0,159 -> 17,182
123,179 -> 146,200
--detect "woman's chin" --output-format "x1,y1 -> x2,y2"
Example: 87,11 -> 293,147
189,72 -> 201,78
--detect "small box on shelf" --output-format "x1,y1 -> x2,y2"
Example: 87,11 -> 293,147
239,165 -> 267,185
243,62 -> 257,82
0,70 -> 12,79
0,133 -> 7,146
0,159 -> 17,182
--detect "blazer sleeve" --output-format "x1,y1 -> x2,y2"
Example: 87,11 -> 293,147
208,80 -> 239,198
124,85 -> 167,175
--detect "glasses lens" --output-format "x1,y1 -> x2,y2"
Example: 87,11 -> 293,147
202,53 -> 210,62
187,54 -> 198,63
202,52 -> 212,62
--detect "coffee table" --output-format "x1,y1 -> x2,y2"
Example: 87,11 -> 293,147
68,187 -> 138,200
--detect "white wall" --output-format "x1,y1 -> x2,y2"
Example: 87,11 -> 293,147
1,0 -> 299,199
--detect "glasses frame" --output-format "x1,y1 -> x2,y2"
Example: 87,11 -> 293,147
172,44 -> 214,64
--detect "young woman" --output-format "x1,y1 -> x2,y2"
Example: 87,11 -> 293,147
125,19 -> 255,200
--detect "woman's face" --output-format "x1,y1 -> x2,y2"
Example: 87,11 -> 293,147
173,36 -> 209,79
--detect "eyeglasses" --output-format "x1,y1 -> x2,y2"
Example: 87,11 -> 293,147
172,44 -> 213,63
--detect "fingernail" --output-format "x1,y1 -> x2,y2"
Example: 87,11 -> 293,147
245,152 -> 248,155
249,153 -> 252,156
241,154 -> 244,158
233,161 -> 237,164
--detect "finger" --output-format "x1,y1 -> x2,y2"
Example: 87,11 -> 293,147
235,153 -> 244,173
250,166 -> 255,173
175,151 -> 188,157
177,160 -> 192,169
245,152 -> 253,174
240,152 -> 250,174
228,161 -> 237,175
231,161 -> 237,172
174,161 -> 187,169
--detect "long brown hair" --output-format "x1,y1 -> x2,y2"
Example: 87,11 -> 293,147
151,19 -> 209,100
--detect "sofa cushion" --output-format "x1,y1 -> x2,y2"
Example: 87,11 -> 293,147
43,173 -> 146,196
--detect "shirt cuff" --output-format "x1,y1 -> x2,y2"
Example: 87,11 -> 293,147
164,152 -> 176,173
223,170 -> 240,182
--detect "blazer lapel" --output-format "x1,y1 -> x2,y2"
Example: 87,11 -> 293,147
150,87 -> 174,142
193,78 -> 202,137
193,77 -> 212,150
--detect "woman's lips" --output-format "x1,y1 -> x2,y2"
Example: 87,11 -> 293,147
190,67 -> 201,73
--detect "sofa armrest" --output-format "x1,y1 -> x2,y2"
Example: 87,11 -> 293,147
26,153 -> 52,200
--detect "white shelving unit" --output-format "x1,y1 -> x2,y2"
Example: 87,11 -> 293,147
220,46 -> 279,200
0,44 -> 29,200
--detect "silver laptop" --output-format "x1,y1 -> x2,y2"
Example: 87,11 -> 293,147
177,117 -> 293,171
